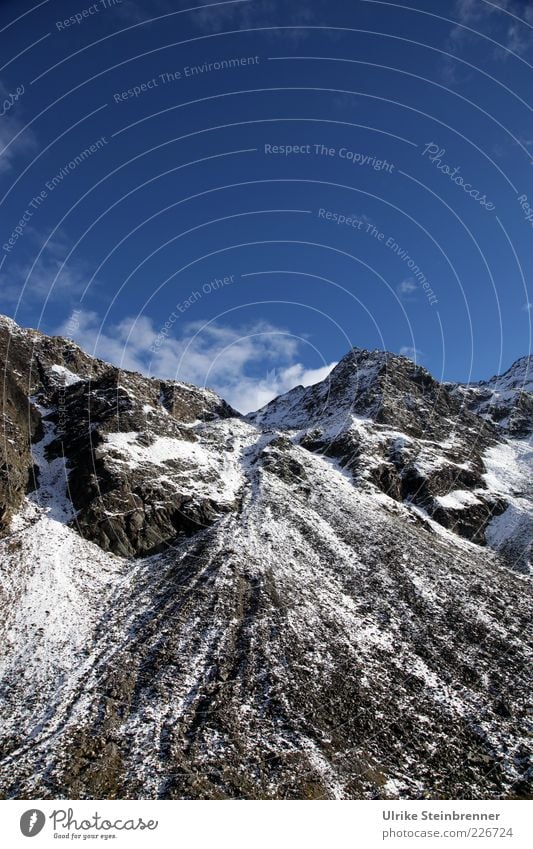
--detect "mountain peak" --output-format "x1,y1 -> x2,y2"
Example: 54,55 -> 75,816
250,344 -> 457,440
482,354 -> 533,392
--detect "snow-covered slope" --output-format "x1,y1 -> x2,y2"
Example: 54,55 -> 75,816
0,317 -> 531,800
481,440 -> 532,573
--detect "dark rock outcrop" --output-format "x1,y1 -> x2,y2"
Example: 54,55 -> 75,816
0,316 -> 108,530
0,316 -> 240,555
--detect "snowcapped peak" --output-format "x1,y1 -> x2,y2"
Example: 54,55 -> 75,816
482,354 -> 533,394
249,345 -> 448,437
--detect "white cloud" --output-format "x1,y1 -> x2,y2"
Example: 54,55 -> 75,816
228,360 -> 338,413
56,311 -> 338,413
523,301 -> 533,312
400,345 -> 423,361
56,310 -> 156,373
397,279 -> 418,297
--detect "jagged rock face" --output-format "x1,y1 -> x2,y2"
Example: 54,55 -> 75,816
0,317 -> 108,529
49,372 -> 239,557
0,318 -> 239,557
0,316 -> 531,801
448,355 -> 533,437
39,362 -> 238,558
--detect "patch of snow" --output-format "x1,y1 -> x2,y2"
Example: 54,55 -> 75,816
435,490 -> 481,510
105,431 -> 208,467
483,439 -> 532,573
28,401 -> 76,523
483,440 -> 532,498
49,364 -> 83,386
104,428 -> 247,504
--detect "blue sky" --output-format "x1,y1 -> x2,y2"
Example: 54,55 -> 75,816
0,0 -> 532,411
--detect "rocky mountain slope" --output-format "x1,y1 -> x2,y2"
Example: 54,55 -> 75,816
448,356 -> 533,438
0,315 -> 531,800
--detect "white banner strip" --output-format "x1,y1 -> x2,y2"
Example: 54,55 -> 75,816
1,799 -> 531,848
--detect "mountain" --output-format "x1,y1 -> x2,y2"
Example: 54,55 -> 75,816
250,349 -> 530,558
0,315 -> 531,800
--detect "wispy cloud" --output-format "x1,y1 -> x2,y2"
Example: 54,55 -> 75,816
397,278 -> 418,298
0,79 -> 37,174
189,0 -> 275,33
186,0 -> 328,44
1,231 -> 92,308
448,0 -> 533,61
55,311 -> 337,413
400,345 -> 423,361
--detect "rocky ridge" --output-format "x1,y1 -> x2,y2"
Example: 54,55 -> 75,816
448,355 -> 533,438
